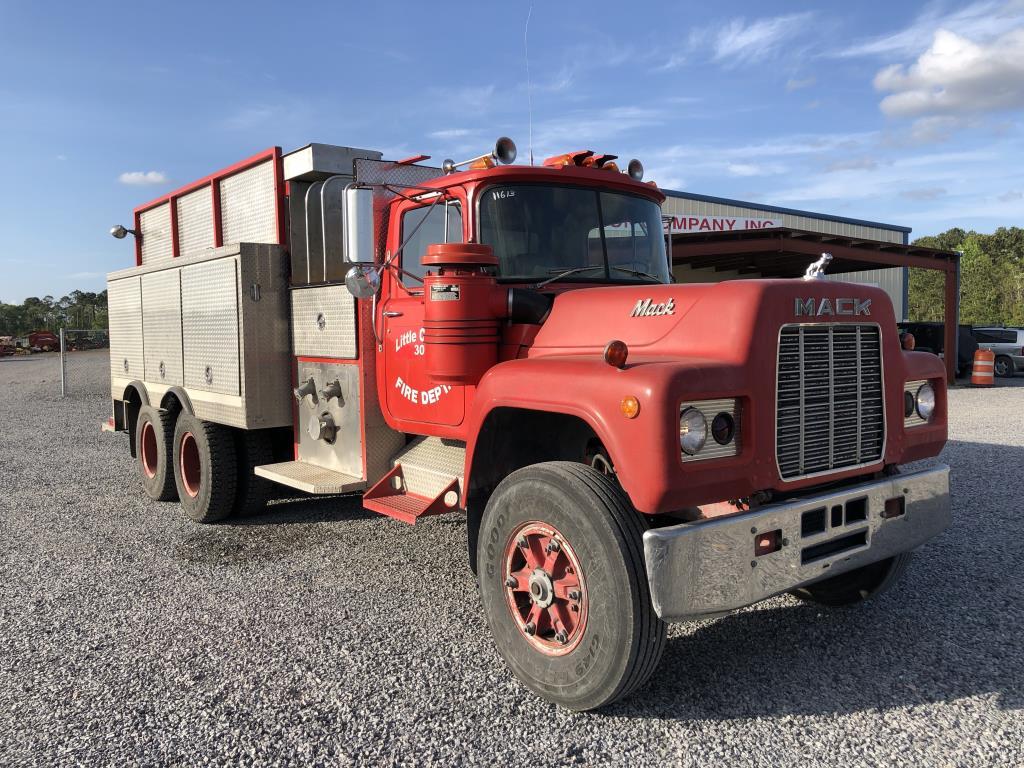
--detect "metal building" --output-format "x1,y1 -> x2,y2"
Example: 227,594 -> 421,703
662,190 -> 911,320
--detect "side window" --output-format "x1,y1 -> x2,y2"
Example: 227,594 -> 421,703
399,202 -> 463,287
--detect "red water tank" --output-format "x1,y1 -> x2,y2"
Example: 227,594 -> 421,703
421,243 -> 504,384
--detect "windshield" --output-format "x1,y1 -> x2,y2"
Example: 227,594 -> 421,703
478,184 -> 670,283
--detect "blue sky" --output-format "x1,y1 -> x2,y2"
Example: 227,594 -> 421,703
1,0 -> 1022,302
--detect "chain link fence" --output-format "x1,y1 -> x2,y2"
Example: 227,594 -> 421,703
59,329 -> 110,396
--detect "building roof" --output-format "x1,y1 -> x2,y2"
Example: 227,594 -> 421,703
669,227 -> 958,278
661,189 -> 912,235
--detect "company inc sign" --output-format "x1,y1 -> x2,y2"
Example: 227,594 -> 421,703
662,215 -> 782,234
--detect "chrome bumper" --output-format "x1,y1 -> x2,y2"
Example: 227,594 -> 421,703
643,465 -> 950,622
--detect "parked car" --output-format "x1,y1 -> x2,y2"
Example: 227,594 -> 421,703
973,326 -> 1024,378
0,336 -> 14,357
897,322 -> 978,377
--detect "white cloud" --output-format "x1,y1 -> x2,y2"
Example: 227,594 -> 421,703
727,162 -> 784,177
998,190 -> 1023,201
826,156 -> 880,172
900,187 -> 947,201
709,13 -> 815,66
118,171 -> 168,186
836,0 -> 1024,58
875,28 -> 1024,117
786,76 -> 816,91
429,128 -> 474,140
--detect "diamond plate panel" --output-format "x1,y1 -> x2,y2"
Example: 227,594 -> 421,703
254,461 -> 365,494
358,290 -> 406,482
394,437 -> 466,498
291,284 -> 356,359
107,276 -> 143,388
141,270 -> 183,385
219,160 -> 277,245
139,203 -> 173,265
176,186 -> 214,258
181,259 -> 240,396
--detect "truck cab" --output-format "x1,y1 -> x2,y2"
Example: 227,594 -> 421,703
106,138 -> 951,711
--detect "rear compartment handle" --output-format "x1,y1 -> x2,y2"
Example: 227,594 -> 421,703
383,310 -> 403,318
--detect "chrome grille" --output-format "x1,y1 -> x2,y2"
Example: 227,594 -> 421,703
776,324 -> 885,480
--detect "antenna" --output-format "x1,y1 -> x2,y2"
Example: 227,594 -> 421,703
524,4 -> 534,166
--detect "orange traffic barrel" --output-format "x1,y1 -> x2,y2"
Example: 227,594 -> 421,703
971,348 -> 995,386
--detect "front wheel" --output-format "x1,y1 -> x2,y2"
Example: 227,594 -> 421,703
790,552 -> 912,606
477,462 -> 666,711
994,355 -> 1014,378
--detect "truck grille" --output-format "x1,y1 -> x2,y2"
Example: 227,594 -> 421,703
776,324 -> 885,480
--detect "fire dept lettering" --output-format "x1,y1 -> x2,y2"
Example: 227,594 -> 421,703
631,297 -> 676,318
394,376 -> 452,405
794,297 -> 872,317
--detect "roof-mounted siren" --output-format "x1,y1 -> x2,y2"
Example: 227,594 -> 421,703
442,137 -> 517,174
627,158 -> 644,181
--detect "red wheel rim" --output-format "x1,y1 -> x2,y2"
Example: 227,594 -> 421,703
179,432 -> 201,498
140,421 -> 158,479
503,521 -> 588,656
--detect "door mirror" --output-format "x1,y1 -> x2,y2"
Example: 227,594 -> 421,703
343,186 -> 375,264
345,264 -> 380,299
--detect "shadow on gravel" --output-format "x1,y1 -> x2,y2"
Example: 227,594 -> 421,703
228,494 -> 378,526
604,438 -> 1024,721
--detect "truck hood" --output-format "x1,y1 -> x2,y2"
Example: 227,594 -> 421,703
527,280 -> 894,362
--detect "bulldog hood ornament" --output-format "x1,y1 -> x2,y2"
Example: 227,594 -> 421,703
803,252 -> 833,280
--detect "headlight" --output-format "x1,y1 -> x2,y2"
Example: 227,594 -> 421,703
680,407 -> 707,455
916,382 -> 935,420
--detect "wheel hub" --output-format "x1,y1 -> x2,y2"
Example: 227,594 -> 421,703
503,521 -> 587,656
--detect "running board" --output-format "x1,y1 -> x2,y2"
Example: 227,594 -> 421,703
254,461 -> 366,494
362,465 -> 460,524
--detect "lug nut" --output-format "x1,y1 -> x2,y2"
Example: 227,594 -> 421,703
546,540 -> 560,553
505,577 -> 517,588
568,590 -> 580,601
524,622 -> 536,636
517,536 -> 528,549
570,604 -> 579,612
556,631 -> 568,644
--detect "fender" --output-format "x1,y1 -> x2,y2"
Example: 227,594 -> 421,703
462,354 -> 748,514
900,350 -> 948,462
121,380 -> 150,406
159,386 -> 194,415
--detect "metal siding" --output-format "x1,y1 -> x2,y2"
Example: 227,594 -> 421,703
181,258 -> 240,396
291,284 -> 357,359
661,195 -> 905,243
139,203 -> 173,265
219,160 -> 277,245
141,270 -> 183,385
107,277 -> 144,387
176,186 -> 215,258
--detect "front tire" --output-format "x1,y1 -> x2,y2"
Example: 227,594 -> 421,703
790,553 -> 912,606
477,462 -> 666,711
995,355 -> 1014,378
172,413 -> 237,523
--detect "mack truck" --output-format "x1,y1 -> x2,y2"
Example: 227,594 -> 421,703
105,138 -> 951,711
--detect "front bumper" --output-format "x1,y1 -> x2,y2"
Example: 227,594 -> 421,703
643,465 -> 950,622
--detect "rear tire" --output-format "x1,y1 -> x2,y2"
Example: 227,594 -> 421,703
994,355 -> 1014,378
233,430 -> 274,516
172,413 -> 237,523
477,462 -> 666,711
135,405 -> 178,502
790,553 -> 912,606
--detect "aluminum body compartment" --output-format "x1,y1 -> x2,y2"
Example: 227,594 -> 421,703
107,243 -> 291,429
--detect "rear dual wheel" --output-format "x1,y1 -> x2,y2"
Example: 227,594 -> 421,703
477,462 -> 666,711
172,413 -> 237,523
135,405 -> 178,502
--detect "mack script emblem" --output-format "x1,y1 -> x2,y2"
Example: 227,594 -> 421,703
795,297 -> 872,317
631,297 -> 676,317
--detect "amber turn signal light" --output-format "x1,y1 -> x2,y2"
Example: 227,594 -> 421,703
604,339 -> 628,369
620,396 -> 640,419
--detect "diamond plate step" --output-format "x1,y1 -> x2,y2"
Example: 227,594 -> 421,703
393,437 -> 465,499
254,461 -> 365,494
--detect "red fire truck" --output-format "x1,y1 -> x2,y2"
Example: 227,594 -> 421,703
105,139 -> 950,710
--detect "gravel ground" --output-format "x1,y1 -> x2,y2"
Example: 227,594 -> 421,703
2,351 -> 1022,767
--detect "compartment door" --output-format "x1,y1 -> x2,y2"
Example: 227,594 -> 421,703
182,259 -> 241,395
108,276 -> 144,382
142,270 -> 183,386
